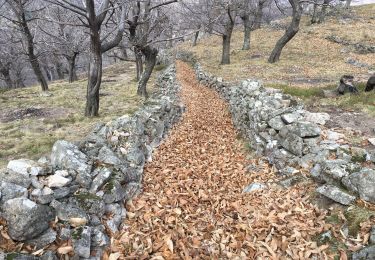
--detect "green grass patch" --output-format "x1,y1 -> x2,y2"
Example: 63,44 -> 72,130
266,83 -> 327,99
344,206 -> 375,236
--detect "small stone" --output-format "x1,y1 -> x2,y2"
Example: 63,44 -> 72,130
31,187 -> 54,204
91,226 -> 110,247
370,226 -> 375,244
55,170 -> 69,177
352,245 -> 375,260
53,187 -> 71,199
7,159 -> 42,176
26,228 -> 57,249
369,138 -> 375,146
268,116 -> 285,131
304,112 -> 330,125
317,231 -> 332,244
280,132 -> 303,156
69,217 -> 88,227
103,181 -> 127,204
278,167 -> 299,176
242,183 -> 267,193
46,174 -> 70,188
50,200 -> 87,222
60,227 -> 71,241
326,130 -> 345,141
288,121 -> 321,138
40,251 -> 58,260
278,176 -> 304,188
281,113 -> 301,124
98,146 -> 122,166
90,167 -> 112,193
72,226 -> 91,258
316,184 -> 356,205
30,176 -> 44,189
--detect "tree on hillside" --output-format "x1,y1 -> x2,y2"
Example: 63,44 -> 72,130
239,0 -> 253,50
48,0 -> 127,117
2,0 -> 49,91
253,0 -> 268,30
126,0 -> 178,98
268,0 -> 303,63
42,6 -> 88,83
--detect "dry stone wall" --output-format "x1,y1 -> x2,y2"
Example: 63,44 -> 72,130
193,62 -> 375,209
0,65 -> 184,259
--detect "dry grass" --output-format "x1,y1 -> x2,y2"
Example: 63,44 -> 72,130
179,4 -> 375,115
180,5 -> 374,85
0,61 -> 157,168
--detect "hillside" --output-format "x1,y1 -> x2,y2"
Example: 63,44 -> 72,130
0,62 -> 157,168
182,4 -> 375,114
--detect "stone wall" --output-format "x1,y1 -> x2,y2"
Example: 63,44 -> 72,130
193,62 -> 375,207
0,65 -> 184,259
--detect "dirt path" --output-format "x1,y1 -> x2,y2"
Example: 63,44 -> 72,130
112,62 -> 332,259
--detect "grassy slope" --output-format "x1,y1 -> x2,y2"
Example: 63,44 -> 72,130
0,61 -> 158,168
181,4 -> 375,114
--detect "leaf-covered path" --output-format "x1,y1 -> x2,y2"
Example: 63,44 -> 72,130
112,62 -> 333,259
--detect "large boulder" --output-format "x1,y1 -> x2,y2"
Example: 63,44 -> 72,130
316,184 -> 356,206
3,198 -> 55,241
352,245 -> 375,260
0,181 -> 28,203
304,112 -> 330,126
51,140 -> 91,177
342,168 -> 375,203
284,121 -> 321,138
280,132 -> 304,156
7,159 -> 49,176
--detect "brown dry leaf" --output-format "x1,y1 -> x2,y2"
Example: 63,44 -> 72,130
108,252 -> 121,260
57,246 -> 73,255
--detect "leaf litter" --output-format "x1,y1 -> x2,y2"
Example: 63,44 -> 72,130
110,61 -> 362,259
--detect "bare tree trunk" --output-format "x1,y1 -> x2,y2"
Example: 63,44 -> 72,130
55,61 -> 65,80
68,52 -> 78,83
345,0 -> 351,8
193,30 -> 200,47
241,14 -> 252,50
0,64 -> 13,89
121,47 -> 128,60
192,25 -> 200,47
253,0 -> 265,30
135,50 -> 143,81
318,0 -> 331,23
20,13 -> 48,91
137,46 -> 158,98
311,1 -> 318,24
221,23 -> 234,65
43,65 -> 53,81
85,25 -> 102,117
268,0 -> 302,63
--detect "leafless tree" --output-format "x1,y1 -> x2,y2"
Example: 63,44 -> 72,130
47,0 -> 127,117
126,0 -> 178,98
268,0 -> 303,63
42,6 -> 88,83
2,0 -> 49,91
